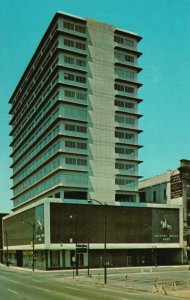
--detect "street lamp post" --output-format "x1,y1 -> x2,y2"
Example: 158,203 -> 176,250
89,199 -> 107,284
152,246 -> 157,267
70,215 -> 78,276
22,222 -> 35,271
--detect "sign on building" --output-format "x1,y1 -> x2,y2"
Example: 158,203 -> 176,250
171,174 -> 182,199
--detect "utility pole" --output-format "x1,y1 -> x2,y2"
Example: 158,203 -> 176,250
88,199 -> 107,284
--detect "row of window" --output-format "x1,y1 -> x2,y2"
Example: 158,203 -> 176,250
115,51 -> 135,63
64,39 -> 86,50
65,123 -> 87,133
64,72 -> 86,84
63,21 -> 86,33
115,99 -> 135,109
115,194 -> 136,202
65,140 -> 87,150
12,38 -> 58,116
14,158 -> 61,196
13,89 -> 59,143
14,137 -> 88,176
115,67 -> 135,80
13,107 -> 59,154
65,173 -> 88,185
13,121 -> 59,165
61,104 -> 87,121
12,25 -> 58,106
115,131 -> 135,140
115,178 -> 136,187
12,65 -> 59,132
64,55 -> 86,67
114,36 -> 135,48
115,83 -> 135,94
115,163 -> 135,171
13,141 -> 61,185
13,172 -> 62,206
115,147 -> 135,156
65,89 -> 87,101
65,157 -> 87,166
14,121 -> 88,167
115,115 -> 135,125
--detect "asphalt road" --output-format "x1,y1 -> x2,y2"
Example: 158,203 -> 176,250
0,265 -> 190,300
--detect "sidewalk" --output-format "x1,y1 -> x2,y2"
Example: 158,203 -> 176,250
73,266 -> 190,299
1,263 -> 190,298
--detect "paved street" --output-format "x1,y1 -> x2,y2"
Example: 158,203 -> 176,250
0,264 -> 190,299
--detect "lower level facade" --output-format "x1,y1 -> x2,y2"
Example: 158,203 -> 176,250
2,198 -> 184,270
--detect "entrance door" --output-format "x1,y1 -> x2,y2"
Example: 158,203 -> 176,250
127,256 -> 132,266
77,253 -> 84,267
16,250 -> 23,267
50,251 -> 59,268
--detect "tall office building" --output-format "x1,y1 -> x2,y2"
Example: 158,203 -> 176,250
3,12 -> 153,270
9,12 -> 143,211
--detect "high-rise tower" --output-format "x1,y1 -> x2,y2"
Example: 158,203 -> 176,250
9,12 -> 142,211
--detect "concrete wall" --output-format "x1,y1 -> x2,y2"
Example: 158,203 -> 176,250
87,19 -> 115,205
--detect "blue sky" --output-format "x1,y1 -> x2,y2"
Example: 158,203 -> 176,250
1,0 -> 190,212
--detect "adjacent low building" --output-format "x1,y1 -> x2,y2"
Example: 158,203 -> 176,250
3,199 -> 183,269
139,159 -> 190,264
0,213 -> 8,264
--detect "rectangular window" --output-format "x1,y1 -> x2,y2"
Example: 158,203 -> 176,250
75,42 -> 86,50
125,102 -> 134,109
114,36 -> 135,48
76,59 -> 86,67
125,39 -> 135,47
64,56 -> 75,64
64,39 -> 74,47
77,159 -> 87,166
125,149 -> 135,155
115,147 -> 125,154
125,133 -> 134,140
76,125 -> 87,133
77,142 -> 87,149
65,157 -> 76,165
153,191 -> 157,203
115,99 -> 134,109
163,189 -> 167,200
115,99 -> 124,107
115,115 -> 124,123
115,131 -> 134,140
63,22 -> 74,30
125,86 -> 134,93
64,73 -> 75,81
114,36 -> 124,44
76,92 -> 87,100
115,163 -> 134,171
115,84 -> 125,91
115,131 -> 124,138
76,76 -> 86,83
115,178 -> 125,185
65,141 -> 76,148
75,25 -> 86,33
65,124 -> 75,131
65,90 -> 75,98
125,55 -> 134,62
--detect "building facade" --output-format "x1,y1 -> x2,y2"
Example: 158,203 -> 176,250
9,12 -> 143,211
3,199 -> 182,269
